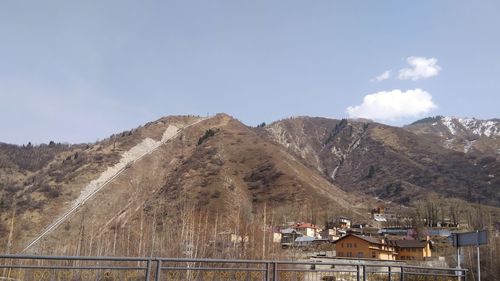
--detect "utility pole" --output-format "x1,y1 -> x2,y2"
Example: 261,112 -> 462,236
477,230 -> 481,281
262,203 -> 266,260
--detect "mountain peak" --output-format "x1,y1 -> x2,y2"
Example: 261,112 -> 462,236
406,116 -> 500,155
410,116 -> 500,138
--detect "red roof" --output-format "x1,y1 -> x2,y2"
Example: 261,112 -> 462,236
292,223 -> 318,229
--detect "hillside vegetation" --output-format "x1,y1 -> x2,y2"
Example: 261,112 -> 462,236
0,114 -> 498,263
267,117 -> 500,206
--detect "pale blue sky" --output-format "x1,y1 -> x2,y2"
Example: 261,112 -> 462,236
1,1 -> 499,144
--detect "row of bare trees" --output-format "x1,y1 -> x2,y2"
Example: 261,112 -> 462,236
411,199 -> 500,281
22,202 -> 288,261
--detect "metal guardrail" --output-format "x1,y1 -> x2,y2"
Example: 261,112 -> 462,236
0,254 -> 467,281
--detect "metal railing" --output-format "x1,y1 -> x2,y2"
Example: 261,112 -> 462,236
0,254 -> 467,281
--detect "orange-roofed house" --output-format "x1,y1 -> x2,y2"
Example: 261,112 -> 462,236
387,239 -> 432,261
334,234 -> 396,260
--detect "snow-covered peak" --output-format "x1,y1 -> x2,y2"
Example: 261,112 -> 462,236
440,116 -> 500,137
442,116 -> 456,135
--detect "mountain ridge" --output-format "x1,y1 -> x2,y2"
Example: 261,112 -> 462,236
1,114 -> 364,255
0,113 -> 498,257
266,116 -> 499,206
405,116 -> 500,155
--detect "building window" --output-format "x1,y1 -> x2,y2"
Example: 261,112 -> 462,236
354,243 -> 357,248
372,251 -> 376,258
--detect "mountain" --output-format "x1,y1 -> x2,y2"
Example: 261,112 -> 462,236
405,116 -> 500,156
0,114 -> 360,256
267,117 -> 500,206
0,113 -> 499,258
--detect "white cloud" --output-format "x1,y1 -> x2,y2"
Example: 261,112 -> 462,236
346,89 -> 437,120
370,70 -> 391,82
398,56 -> 441,81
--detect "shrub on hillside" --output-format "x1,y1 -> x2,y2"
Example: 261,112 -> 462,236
198,129 -> 217,145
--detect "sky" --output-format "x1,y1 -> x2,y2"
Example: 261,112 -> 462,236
1,1 -> 499,144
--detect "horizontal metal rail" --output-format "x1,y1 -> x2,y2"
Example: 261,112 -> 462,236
0,254 -> 468,281
160,267 -> 266,272
0,265 -> 146,270
0,254 -> 150,261
404,271 -> 465,277
276,269 -> 358,273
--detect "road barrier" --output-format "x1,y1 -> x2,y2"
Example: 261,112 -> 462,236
0,254 -> 467,281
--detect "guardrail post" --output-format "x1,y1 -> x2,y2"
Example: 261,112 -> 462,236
154,259 -> 161,281
145,259 -> 151,281
388,266 -> 392,281
272,262 -> 278,281
265,262 -> 270,281
356,265 -> 360,281
400,266 -> 404,281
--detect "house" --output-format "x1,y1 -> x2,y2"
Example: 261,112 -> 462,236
334,234 -> 396,260
280,228 -> 302,248
320,228 -> 340,241
387,239 -> 432,261
295,236 -> 315,247
334,234 -> 432,261
371,204 -> 386,214
272,229 -> 282,243
348,224 -> 379,236
373,213 -> 388,222
336,217 -> 352,229
291,223 -> 321,238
